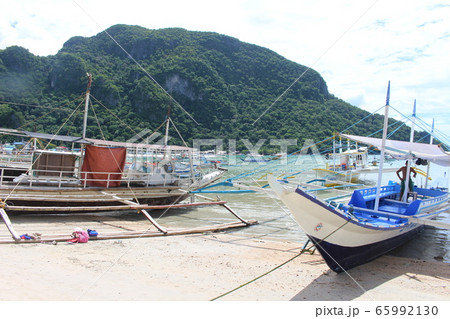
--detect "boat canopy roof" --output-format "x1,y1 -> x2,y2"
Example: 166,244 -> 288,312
0,128 -> 192,151
0,128 -> 91,144
340,133 -> 450,167
85,138 -> 192,151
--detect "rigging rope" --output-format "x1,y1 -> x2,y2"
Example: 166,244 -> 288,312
90,94 -> 141,137
3,99 -> 85,203
89,98 -> 143,205
209,217 -> 357,301
209,247 -> 308,301
0,95 -> 85,139
169,118 -> 189,148
72,0 -> 199,125
0,100 -> 79,113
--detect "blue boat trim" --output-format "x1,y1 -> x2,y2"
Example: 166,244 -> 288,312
295,184 -> 448,272
294,187 -> 409,231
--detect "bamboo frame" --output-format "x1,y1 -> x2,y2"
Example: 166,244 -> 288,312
0,194 -> 258,243
4,201 -> 228,212
0,208 -> 20,241
0,220 -> 258,244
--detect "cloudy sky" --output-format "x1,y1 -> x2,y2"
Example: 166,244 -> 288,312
1,0 -> 449,137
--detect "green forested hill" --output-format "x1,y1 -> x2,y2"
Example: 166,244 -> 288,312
0,24 -> 417,152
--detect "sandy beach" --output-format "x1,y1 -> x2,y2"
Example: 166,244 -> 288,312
1,229 -> 449,301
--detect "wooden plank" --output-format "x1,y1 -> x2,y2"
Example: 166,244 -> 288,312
1,190 -> 186,198
5,201 -> 229,212
5,205 -> 138,212
0,196 -> 133,203
0,192 -> 127,198
0,185 -> 182,192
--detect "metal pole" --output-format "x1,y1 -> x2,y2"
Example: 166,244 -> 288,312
79,74 -> 92,186
82,73 -> 92,140
402,100 -> 416,202
424,118 -> 434,189
332,133 -> 336,171
374,81 -> 391,211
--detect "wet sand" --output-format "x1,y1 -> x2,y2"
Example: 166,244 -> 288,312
1,231 -> 449,301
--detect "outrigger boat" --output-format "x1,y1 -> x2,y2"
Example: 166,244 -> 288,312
0,74 -> 255,243
0,133 -> 226,212
0,74 -> 257,243
269,84 -> 450,272
313,138 -> 397,185
0,75 -> 226,213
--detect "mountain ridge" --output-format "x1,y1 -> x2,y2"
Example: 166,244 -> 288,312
0,24 -> 416,152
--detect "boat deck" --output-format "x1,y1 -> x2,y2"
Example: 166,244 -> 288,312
351,210 -> 406,225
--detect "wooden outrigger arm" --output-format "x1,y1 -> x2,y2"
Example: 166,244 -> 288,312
101,191 -> 168,233
193,193 -> 251,225
0,193 -> 257,243
0,206 -> 20,241
222,204 -> 251,226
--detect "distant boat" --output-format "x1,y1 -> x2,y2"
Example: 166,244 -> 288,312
241,154 -> 269,162
314,142 -> 396,185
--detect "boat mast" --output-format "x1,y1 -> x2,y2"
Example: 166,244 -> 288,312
164,103 -> 171,147
82,73 -> 92,140
332,132 -> 336,171
424,118 -> 434,189
162,103 -> 171,163
374,81 -> 391,211
402,100 -> 416,202
79,74 -> 92,181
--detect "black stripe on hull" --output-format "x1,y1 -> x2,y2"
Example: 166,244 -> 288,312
309,225 -> 424,273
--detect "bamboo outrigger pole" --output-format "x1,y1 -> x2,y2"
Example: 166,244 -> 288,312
0,207 -> 20,241
101,191 -> 168,233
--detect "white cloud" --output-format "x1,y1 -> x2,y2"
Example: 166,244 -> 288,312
0,0 -> 449,136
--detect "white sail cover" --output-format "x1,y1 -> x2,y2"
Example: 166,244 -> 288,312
340,134 -> 450,167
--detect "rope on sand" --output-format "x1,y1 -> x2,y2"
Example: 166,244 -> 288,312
209,244 -> 315,301
210,219 -> 351,301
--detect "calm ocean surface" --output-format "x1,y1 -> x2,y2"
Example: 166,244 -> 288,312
156,156 -> 449,264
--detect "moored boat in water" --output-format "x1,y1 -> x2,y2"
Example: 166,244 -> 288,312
314,139 -> 397,185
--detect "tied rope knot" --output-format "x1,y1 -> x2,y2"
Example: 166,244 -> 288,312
0,200 -> 6,209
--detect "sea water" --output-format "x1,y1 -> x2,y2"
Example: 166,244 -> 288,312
155,157 -> 449,263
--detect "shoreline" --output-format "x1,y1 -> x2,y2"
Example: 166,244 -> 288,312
0,232 -> 449,301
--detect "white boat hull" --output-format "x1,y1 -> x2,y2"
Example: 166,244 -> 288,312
269,177 -> 448,272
